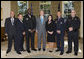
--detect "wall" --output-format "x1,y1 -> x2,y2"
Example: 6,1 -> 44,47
80,1 -> 83,38
51,1 -> 62,19
29,1 -> 40,17
11,1 -> 18,18
1,1 -> 11,27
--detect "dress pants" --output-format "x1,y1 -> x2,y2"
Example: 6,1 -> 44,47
26,31 -> 35,50
68,31 -> 79,53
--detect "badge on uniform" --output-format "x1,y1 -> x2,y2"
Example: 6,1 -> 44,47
26,18 -> 29,20
60,22 -> 62,24
75,18 -> 77,20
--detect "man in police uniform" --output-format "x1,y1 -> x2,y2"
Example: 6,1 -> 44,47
66,10 -> 80,56
55,11 -> 65,55
23,8 -> 37,53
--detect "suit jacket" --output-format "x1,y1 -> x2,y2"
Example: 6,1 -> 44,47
15,19 -> 25,35
36,16 -> 47,33
54,17 -> 65,33
23,14 -> 36,31
66,16 -> 80,33
5,17 -> 17,34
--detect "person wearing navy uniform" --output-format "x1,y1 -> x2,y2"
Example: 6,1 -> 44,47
5,11 -> 21,54
23,8 -> 37,53
66,10 -> 80,56
55,11 -> 65,55
16,13 -> 25,53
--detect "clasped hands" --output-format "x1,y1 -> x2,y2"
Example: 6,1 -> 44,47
48,31 -> 53,35
57,30 -> 61,34
28,29 -> 35,33
69,27 -> 73,31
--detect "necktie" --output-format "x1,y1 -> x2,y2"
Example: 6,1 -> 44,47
58,18 -> 60,21
20,19 -> 23,23
41,16 -> 44,24
28,14 -> 31,18
11,18 -> 14,25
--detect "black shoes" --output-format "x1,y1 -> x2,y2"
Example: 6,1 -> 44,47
27,50 -> 31,53
20,49 -> 26,52
49,50 -> 53,53
6,50 -> 11,54
38,48 -> 45,51
16,51 -> 21,54
6,50 -> 21,55
66,51 -> 78,56
74,52 -> 78,56
43,49 -> 46,51
56,49 -> 64,55
60,52 -> 64,55
31,49 -> 37,51
56,49 -> 60,52
66,51 -> 72,54
38,48 -> 41,51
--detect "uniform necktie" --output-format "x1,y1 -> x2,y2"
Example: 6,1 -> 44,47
20,19 -> 23,23
58,17 -> 60,21
28,14 -> 31,18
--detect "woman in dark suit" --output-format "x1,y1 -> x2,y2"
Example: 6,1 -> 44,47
46,15 -> 55,52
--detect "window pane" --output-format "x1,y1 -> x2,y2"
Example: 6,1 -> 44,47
63,1 -> 74,18
17,1 -> 27,16
40,5 -> 44,9
40,1 -> 51,17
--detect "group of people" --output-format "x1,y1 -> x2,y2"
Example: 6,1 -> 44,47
5,8 -> 80,56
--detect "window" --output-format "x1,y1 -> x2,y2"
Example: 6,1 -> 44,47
40,1 -> 51,17
62,1 -> 74,18
17,1 -> 28,16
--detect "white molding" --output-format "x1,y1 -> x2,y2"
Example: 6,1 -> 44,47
62,1 -> 64,17
27,1 -> 28,9
80,1 -> 83,38
1,1 -> 11,27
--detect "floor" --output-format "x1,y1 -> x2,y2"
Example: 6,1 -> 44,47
1,38 -> 83,58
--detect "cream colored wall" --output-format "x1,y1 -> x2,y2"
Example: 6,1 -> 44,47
80,1 -> 83,38
1,1 -> 11,27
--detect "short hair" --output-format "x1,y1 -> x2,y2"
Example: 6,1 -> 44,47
40,10 -> 44,12
71,9 -> 76,13
17,13 -> 22,17
57,11 -> 61,13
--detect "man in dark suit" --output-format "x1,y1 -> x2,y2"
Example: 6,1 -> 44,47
55,11 -> 65,55
16,14 -> 25,53
5,11 -> 21,54
23,8 -> 37,53
66,10 -> 80,56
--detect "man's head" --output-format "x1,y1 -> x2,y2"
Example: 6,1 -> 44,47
57,11 -> 61,18
71,10 -> 76,17
18,13 -> 23,21
40,10 -> 44,16
10,11 -> 15,18
28,8 -> 31,15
